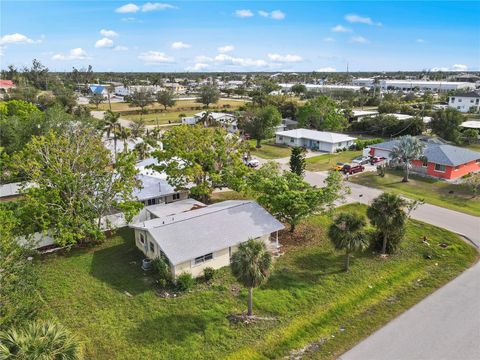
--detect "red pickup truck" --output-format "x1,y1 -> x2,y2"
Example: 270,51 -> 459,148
342,164 -> 365,175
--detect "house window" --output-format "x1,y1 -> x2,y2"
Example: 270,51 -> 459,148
139,233 -> 145,244
434,164 -> 446,172
458,99 -> 462,103
451,97 -> 455,102
194,252 -> 213,265
149,241 -> 155,253
290,138 -> 294,143
278,136 -> 283,141
172,193 -> 180,200
422,159 -> 428,167
147,198 -> 156,206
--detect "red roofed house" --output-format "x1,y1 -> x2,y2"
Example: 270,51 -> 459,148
0,80 -> 15,94
369,137 -> 480,181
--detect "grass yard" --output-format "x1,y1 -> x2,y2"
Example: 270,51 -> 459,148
349,170 -> 480,217
123,110 -> 192,125
37,204 -> 477,359
247,140 -> 292,159
305,150 -> 363,172
465,143 -> 480,152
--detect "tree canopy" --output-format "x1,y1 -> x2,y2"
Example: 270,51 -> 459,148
239,105 -> 282,148
197,85 -> 220,108
430,108 -> 463,143
297,96 -> 348,131
156,90 -> 176,110
390,135 -> 425,182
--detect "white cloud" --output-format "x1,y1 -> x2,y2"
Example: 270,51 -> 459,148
100,29 -> 118,38
268,53 -> 303,62
350,36 -> 369,44
218,45 -> 234,53
344,14 -> 381,26
52,48 -> 90,60
431,67 -> 449,72
195,55 -> 213,62
113,45 -> 129,51
452,64 -> 468,71
214,54 -> 268,68
416,38 -> 425,43
331,25 -> 352,33
95,37 -> 114,48
138,51 -> 174,64
317,67 -> 337,72
0,33 -> 35,45
257,10 -> 285,20
171,41 -> 191,49
323,37 -> 335,43
186,63 -> 209,71
141,2 -> 176,12
235,9 -> 253,18
115,3 -> 140,13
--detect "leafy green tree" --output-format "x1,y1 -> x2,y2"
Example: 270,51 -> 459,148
297,96 -> 348,131
231,240 -> 272,316
328,212 -> 368,271
89,93 -> 105,109
197,85 -> 220,108
367,193 -> 410,255
259,80 -> 281,94
465,173 -> 480,198
152,125 -> 248,203
129,88 -> 154,116
130,118 -> 146,138
390,135 -> 425,182
156,90 -> 176,111
289,146 -> 307,177
247,163 -> 347,232
240,105 -> 282,148
0,320 -> 82,359
14,129 -> 141,247
462,129 -> 479,145
431,108 -> 463,143
0,207 -> 39,328
378,101 -> 400,114
7,86 -> 39,103
134,142 -> 150,160
291,84 -> 307,96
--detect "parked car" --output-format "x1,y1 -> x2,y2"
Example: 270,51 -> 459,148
352,156 -> 370,165
342,163 -> 365,175
370,156 -> 386,165
246,158 -> 260,168
333,162 -> 345,171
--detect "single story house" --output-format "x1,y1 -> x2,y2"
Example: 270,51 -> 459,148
369,138 -> 480,180
275,128 -> 356,153
351,110 -> 379,122
0,80 -> 15,93
182,111 -> 238,133
129,200 -> 284,277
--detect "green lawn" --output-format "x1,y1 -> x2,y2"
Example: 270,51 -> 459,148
349,170 -> 480,216
465,143 -> 480,152
305,150 -> 363,171
248,140 -> 292,159
123,111 -> 191,125
37,204 -> 477,359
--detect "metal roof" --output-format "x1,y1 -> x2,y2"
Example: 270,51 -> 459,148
276,128 -> 356,144
132,200 -> 284,265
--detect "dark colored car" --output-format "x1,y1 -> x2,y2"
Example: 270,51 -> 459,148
342,164 -> 365,175
370,156 -> 386,165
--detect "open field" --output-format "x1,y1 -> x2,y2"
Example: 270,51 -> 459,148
123,111 -> 192,124
247,140 -> 292,159
305,150 -> 363,171
349,169 -> 480,217
37,204 -> 477,359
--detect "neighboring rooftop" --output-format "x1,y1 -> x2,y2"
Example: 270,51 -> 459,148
450,91 -> 480,98
276,128 -> 356,143
460,120 -> 480,129
131,200 -> 284,265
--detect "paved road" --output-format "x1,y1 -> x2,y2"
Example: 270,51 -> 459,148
296,170 -> 480,360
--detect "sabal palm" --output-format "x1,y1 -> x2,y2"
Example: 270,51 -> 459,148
328,212 -> 368,271
0,320 -> 82,359
230,240 -> 272,316
103,110 -> 122,162
118,127 -> 131,152
367,193 -> 408,255
390,135 -> 425,182
134,142 -> 149,160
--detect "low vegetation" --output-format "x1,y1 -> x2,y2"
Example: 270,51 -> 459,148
247,140 -> 291,159
350,170 -> 480,216
36,204 -> 477,359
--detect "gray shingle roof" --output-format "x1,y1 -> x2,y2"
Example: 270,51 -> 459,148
135,200 -> 284,265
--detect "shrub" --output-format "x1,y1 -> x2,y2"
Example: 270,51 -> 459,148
153,256 -> 173,288
203,267 -> 215,282
176,273 -> 195,291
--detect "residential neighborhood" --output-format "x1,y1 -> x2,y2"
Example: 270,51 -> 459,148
0,1 -> 479,360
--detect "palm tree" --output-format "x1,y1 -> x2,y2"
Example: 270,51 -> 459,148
367,193 -> 409,255
130,118 -> 146,138
201,111 -> 216,128
230,240 -> 272,316
390,135 -> 425,182
0,320 -> 82,359
118,126 -> 131,153
134,142 -> 149,160
103,110 -> 122,162
328,212 -> 368,271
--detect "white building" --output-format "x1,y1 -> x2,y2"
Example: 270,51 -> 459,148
380,80 -> 475,92
182,111 -> 238,133
352,78 -> 375,87
448,91 -> 480,113
275,128 -> 356,153
279,83 -> 364,93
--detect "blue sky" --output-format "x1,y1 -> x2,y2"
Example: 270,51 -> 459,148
1,1 -> 479,72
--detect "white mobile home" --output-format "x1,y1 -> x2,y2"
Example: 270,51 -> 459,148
275,128 -> 356,153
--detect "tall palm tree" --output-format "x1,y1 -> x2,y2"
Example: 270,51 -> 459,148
201,111 -> 216,128
0,320 -> 82,359
367,193 -> 409,255
390,135 -> 425,182
134,142 -> 149,160
328,212 -> 368,271
118,127 -> 131,153
130,118 -> 146,138
103,110 -> 122,162
230,240 -> 272,316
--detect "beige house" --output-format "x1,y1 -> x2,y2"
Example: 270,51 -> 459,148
129,199 -> 284,278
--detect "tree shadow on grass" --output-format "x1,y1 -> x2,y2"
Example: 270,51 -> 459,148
129,314 -> 207,345
89,228 -> 153,295
265,249 -> 345,290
